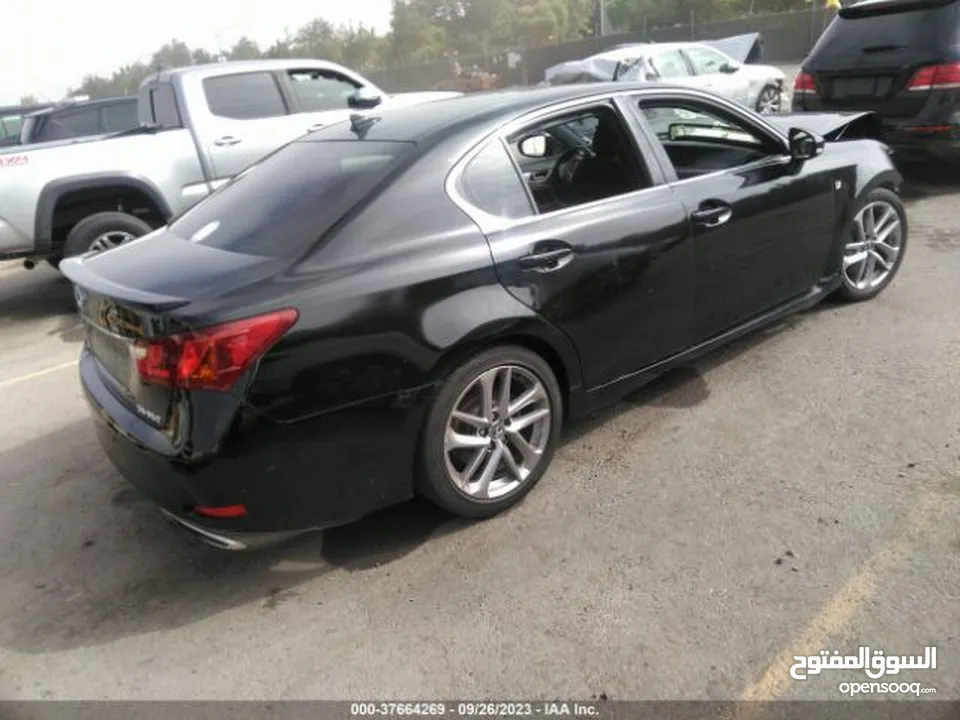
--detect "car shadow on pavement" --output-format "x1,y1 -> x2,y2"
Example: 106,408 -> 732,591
0,264 -> 75,324
0,418 -> 474,654
898,161 -> 960,201
562,309 -> 811,444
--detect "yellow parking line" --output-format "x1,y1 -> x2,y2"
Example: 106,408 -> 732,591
738,494 -> 943,705
0,359 -> 79,389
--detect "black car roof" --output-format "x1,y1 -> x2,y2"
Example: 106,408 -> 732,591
302,82 -> 668,148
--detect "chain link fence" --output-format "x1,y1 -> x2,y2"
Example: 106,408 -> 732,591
367,8 -> 833,93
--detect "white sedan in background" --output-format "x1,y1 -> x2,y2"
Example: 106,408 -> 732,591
545,35 -> 786,114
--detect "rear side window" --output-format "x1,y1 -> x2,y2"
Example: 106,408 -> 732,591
169,140 -> 415,258
458,140 -> 535,220
203,72 -> 287,120
102,101 -> 138,132
813,0 -> 958,58
149,85 -> 182,128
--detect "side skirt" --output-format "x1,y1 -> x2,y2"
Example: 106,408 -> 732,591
581,279 -> 840,415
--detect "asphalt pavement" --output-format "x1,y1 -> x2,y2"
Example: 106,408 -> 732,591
0,165 -> 957,704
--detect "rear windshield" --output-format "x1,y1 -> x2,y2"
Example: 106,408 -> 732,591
169,139 -> 415,258
815,0 -> 957,56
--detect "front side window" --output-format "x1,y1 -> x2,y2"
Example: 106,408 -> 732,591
684,46 -> 730,75
203,72 -> 287,120
287,70 -> 361,113
506,105 -> 650,213
649,50 -> 692,79
639,100 -> 778,179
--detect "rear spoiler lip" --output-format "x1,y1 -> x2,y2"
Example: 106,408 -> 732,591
60,255 -> 189,312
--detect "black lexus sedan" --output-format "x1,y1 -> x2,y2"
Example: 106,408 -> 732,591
61,83 -> 908,550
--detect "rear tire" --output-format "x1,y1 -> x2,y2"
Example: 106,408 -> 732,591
417,346 -> 563,519
836,187 -> 908,303
62,211 -> 153,259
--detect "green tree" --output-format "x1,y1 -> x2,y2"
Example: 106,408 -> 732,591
151,40 -> 193,69
229,36 -> 262,60
389,0 -> 447,64
192,48 -> 217,64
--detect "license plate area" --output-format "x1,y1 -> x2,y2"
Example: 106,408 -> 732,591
830,76 -> 894,99
87,324 -> 135,390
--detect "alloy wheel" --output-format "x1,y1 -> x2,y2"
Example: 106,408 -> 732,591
756,87 -> 781,115
843,200 -> 903,292
89,230 -> 136,253
443,364 -> 552,501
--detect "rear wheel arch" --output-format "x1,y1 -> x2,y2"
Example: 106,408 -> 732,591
428,325 -> 584,423
35,173 -> 172,255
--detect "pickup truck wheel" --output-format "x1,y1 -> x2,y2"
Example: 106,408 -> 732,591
62,212 -> 153,259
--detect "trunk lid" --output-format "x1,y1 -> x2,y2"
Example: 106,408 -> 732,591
805,0 -> 959,117
63,232 -> 287,429
62,136 -> 416,429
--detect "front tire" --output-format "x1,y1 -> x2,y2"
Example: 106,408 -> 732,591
62,211 -> 153,259
755,84 -> 781,114
418,346 -> 563,519
836,187 -> 908,302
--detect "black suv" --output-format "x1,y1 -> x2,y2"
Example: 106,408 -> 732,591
4,96 -> 138,147
793,0 -> 960,162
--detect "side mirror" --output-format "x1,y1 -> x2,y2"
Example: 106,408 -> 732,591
348,88 -> 384,109
788,127 -> 825,161
518,134 -> 550,158
720,61 -> 741,74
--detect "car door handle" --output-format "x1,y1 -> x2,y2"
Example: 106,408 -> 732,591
517,245 -> 575,272
213,135 -> 242,147
691,203 -> 733,228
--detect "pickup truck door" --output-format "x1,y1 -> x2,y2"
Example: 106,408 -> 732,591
681,46 -> 751,106
201,70 -> 320,180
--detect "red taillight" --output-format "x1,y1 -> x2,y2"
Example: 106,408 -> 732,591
794,71 -> 816,94
194,504 -> 248,518
135,308 -> 298,391
906,62 -> 960,90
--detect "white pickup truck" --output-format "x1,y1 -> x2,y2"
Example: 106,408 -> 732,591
0,59 -> 458,268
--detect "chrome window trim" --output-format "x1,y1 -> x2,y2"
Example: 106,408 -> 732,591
444,86 -> 792,237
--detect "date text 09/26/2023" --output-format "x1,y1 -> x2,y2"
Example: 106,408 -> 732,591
350,702 -> 601,717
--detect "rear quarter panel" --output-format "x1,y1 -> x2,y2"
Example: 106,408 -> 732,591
184,144 -> 585,513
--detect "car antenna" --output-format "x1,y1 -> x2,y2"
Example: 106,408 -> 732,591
349,112 -> 380,139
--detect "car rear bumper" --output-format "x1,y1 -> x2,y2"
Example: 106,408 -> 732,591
79,347 -> 426,546
882,128 -> 960,162
791,96 -> 960,160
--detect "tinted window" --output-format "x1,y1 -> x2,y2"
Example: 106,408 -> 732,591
149,85 -> 182,128
288,70 -> 360,112
169,139 -> 414,258
459,140 -> 535,220
507,106 -> 649,213
102,100 -> 139,132
1,115 -> 22,137
650,49 -> 691,79
42,108 -> 101,140
814,1 -> 957,58
203,72 -> 287,120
